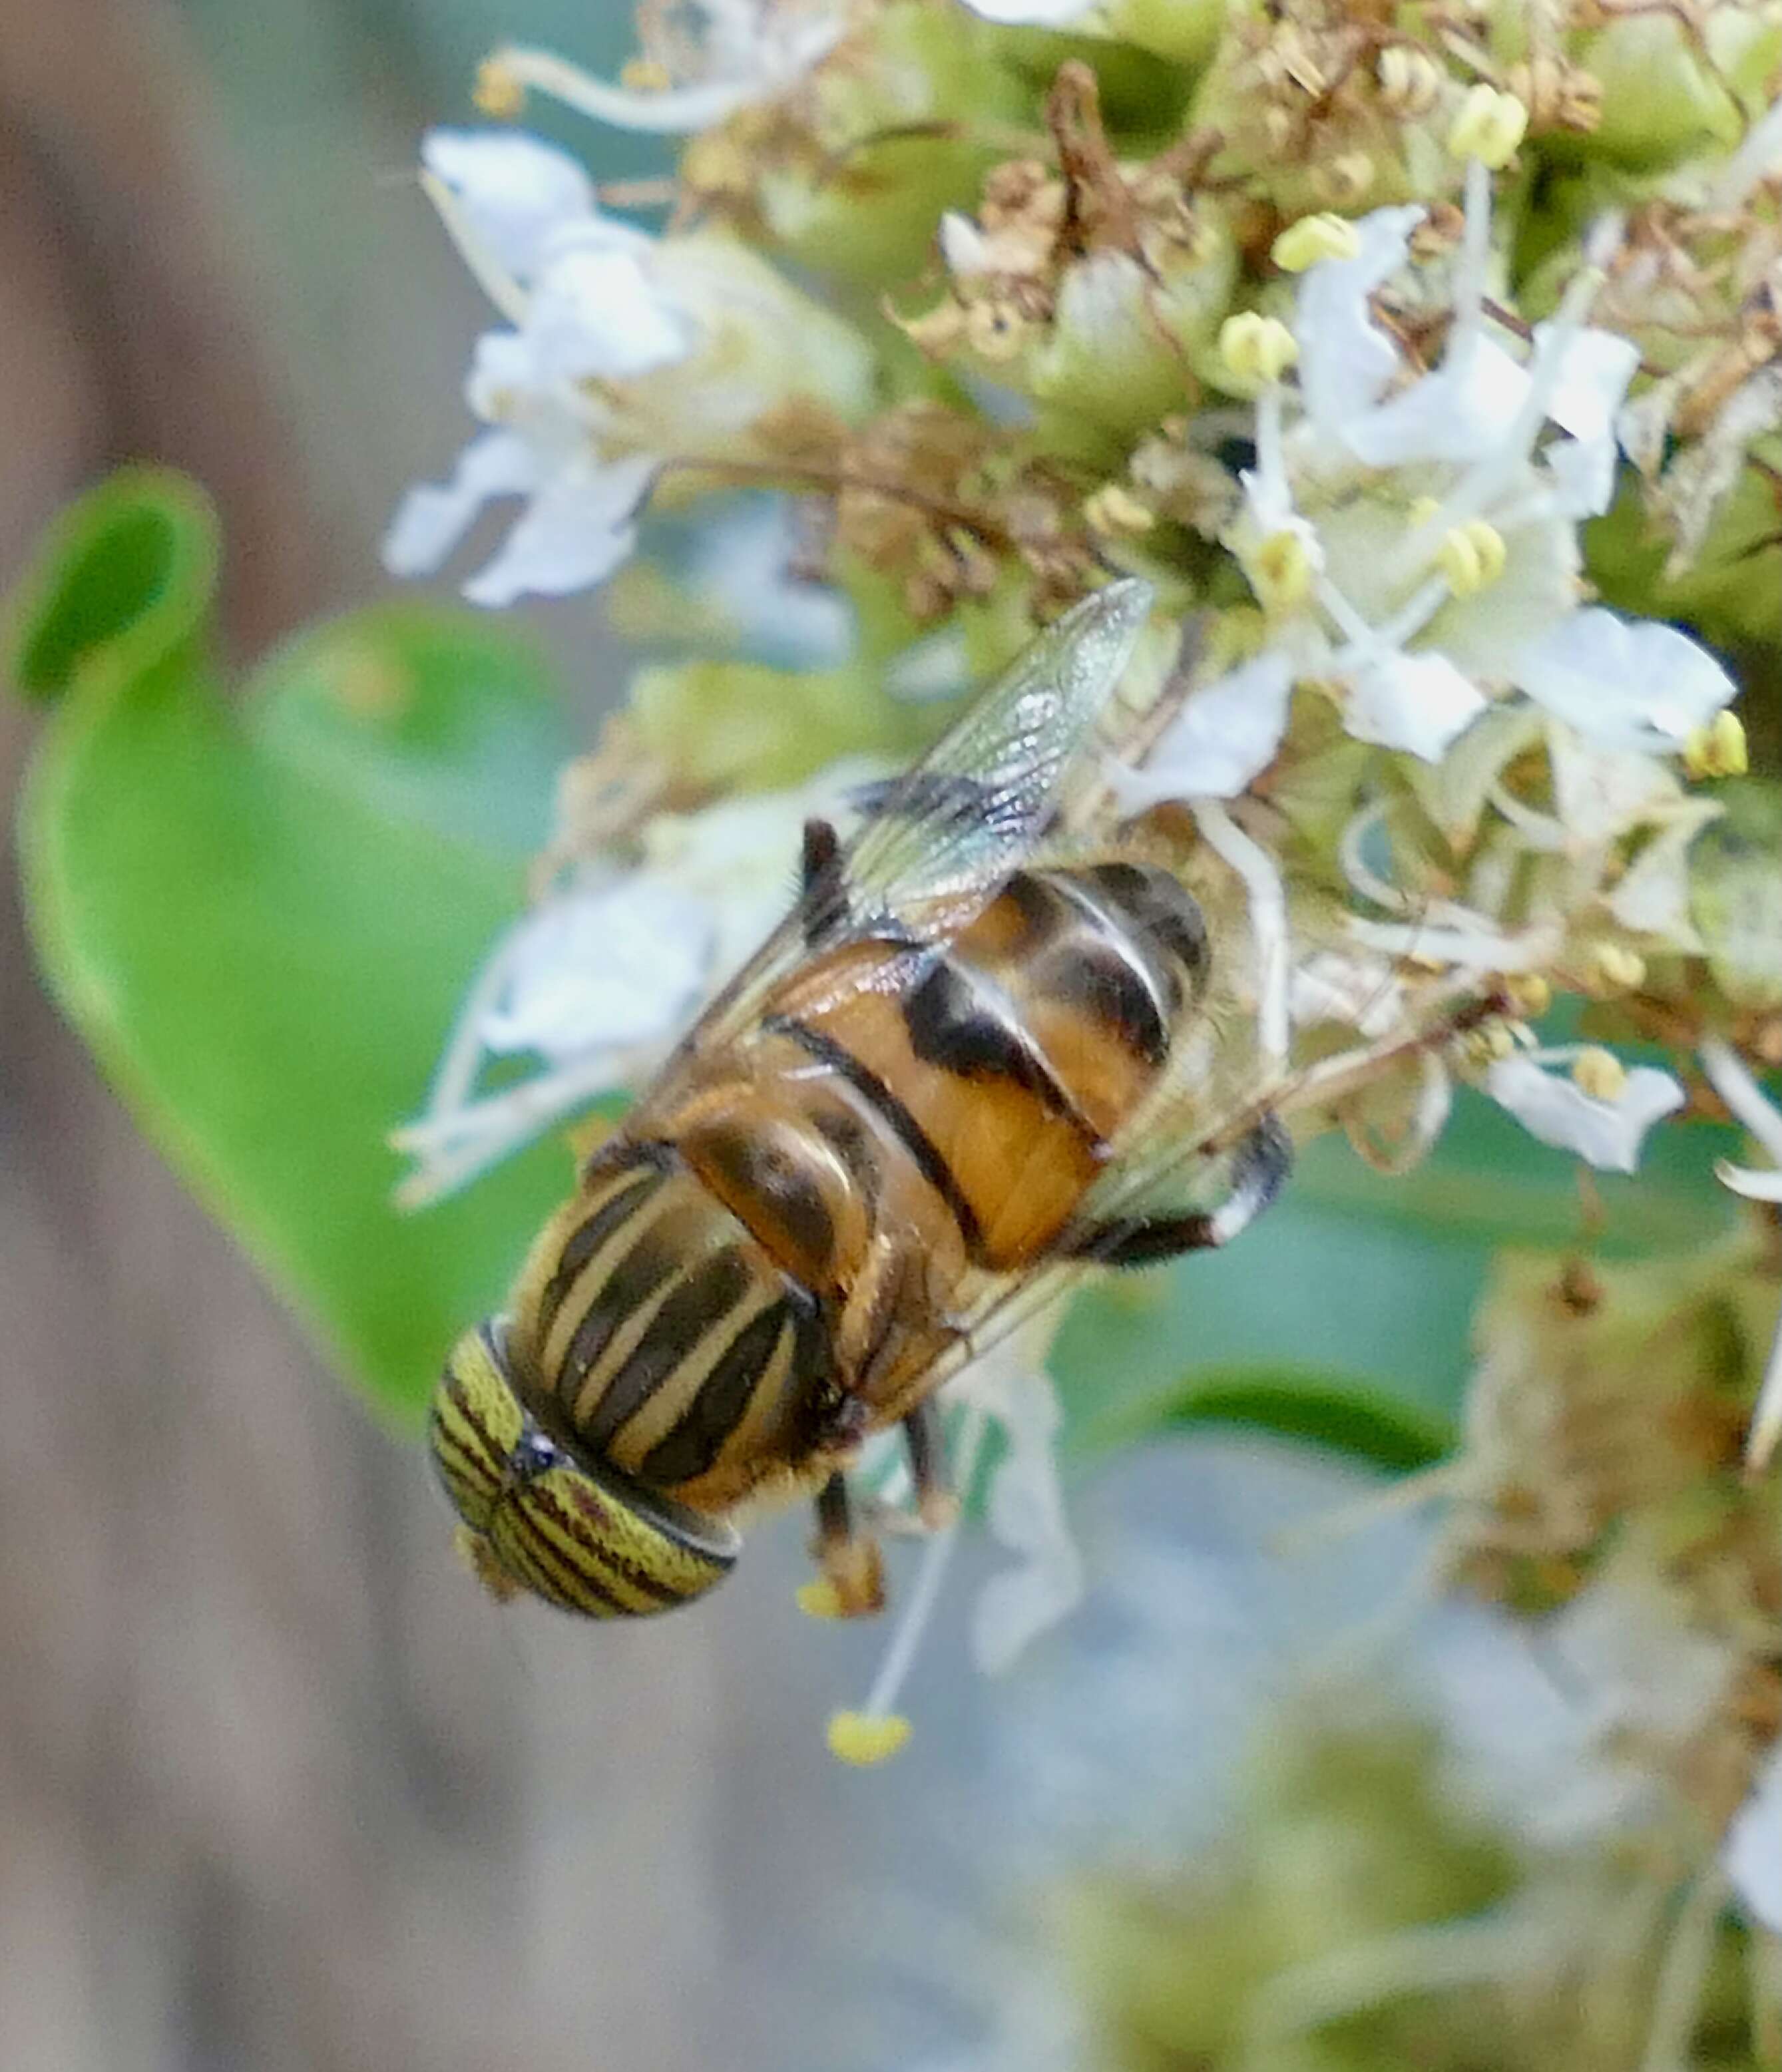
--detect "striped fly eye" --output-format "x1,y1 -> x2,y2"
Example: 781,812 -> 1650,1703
488,1459 -> 740,1618
429,1323 -> 525,1534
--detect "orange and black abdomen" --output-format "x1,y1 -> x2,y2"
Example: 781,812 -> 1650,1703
766,862 -> 1208,1269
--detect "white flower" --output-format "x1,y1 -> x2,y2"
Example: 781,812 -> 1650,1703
1484,1052 -> 1685,1173
419,129 -> 598,284
479,875 -> 713,1062
395,759 -> 887,1204
485,4 -> 845,136
1516,608 -> 1737,754
1726,1740 -> 1782,1932
957,0 -> 1097,22
1293,205 -> 1425,445
953,1334 -> 1084,1677
1109,651 -> 1294,805
691,499 -> 853,666
387,134 -> 874,606
1342,649 -> 1486,761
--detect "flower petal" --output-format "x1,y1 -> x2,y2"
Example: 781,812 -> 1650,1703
1518,608 -> 1737,751
1108,652 -> 1294,805
1536,323 -> 1640,447
1294,205 -> 1424,439
461,452 -> 657,608
1727,1741 -> 1782,1933
969,1368 -> 1084,1676
1343,332 -> 1529,468
381,429 -> 539,579
421,128 -> 596,283
957,0 -> 1095,21
527,238 -> 698,382
481,875 -> 714,1060
1342,650 -> 1486,761
1485,1054 -> 1685,1174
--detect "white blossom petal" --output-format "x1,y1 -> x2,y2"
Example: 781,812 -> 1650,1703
461,453 -> 657,608
1108,652 -> 1294,805
957,0 -> 1095,21
527,239 -> 698,382
1485,1054 -> 1685,1173
940,211 -> 995,278
969,1368 -> 1084,1677
1727,1741 -> 1782,1932
1537,323 -> 1641,447
1343,333 -> 1529,468
420,129 -> 597,283
1717,1161 -> 1782,1202
1604,807 -> 1719,945
1519,608 -> 1737,751
381,429 -> 539,578
481,876 -> 714,1059
1294,205 -> 1424,439
1341,650 -> 1486,761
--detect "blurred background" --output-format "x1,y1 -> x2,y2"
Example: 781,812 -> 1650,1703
0,5 -> 933,2066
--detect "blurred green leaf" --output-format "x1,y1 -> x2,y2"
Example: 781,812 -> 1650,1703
1070,1364 -> 1452,1474
7,468 -> 574,1424
1051,1196 -> 1484,1469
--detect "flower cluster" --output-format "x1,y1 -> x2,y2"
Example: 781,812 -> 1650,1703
387,0 -> 1781,1772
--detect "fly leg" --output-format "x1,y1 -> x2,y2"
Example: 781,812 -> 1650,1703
1064,1114 -> 1292,1267
902,1400 -> 959,1531
809,1470 -> 885,1617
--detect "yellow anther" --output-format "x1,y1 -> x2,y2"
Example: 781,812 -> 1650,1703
1683,709 -> 1749,780
1463,1020 -> 1518,1066
1586,941 -> 1647,994
1447,85 -> 1529,168
620,56 -> 675,93
1377,45 -> 1443,116
826,1711 -> 913,1765
1271,213 -> 1361,273
1504,972 -> 1552,1018
1245,528 -> 1315,614
796,1578 -> 847,1620
1406,495 -> 1443,527
1219,311 -> 1299,386
1084,483 -> 1157,537
1435,519 -> 1507,597
473,55 -> 527,119
1572,1046 -> 1628,1102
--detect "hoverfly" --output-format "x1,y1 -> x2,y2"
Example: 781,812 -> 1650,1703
429,578 -> 1298,1620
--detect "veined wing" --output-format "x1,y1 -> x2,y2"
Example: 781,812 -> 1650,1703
635,578 -> 1156,1110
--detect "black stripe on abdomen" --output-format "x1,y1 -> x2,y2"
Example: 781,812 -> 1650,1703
638,1293 -> 824,1492
574,1247 -> 754,1448
534,1159 -> 666,1345
763,1014 -> 984,1253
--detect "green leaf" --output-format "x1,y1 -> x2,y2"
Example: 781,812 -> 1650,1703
1071,1364 -> 1453,1475
8,468 -> 574,1425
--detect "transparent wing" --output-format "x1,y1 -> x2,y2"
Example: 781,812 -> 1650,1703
638,579 -> 1155,1100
